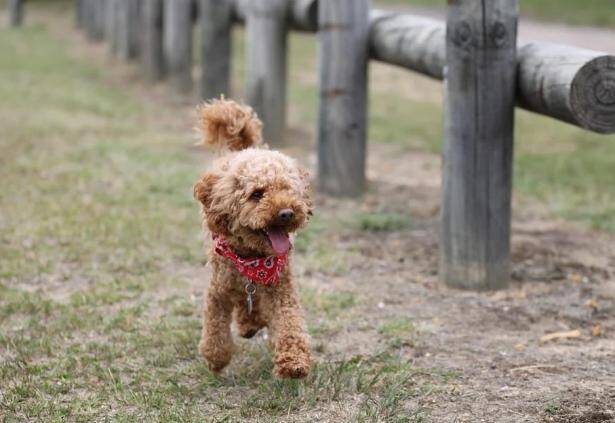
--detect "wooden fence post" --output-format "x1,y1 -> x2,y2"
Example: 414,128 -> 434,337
83,0 -> 94,38
93,0 -> 106,41
8,0 -> 24,27
317,0 -> 370,197
163,0 -> 194,93
105,0 -> 118,54
76,0 -> 85,28
440,0 -> 518,290
141,0 -> 165,81
117,0 -> 141,60
245,0 -> 289,145
199,0 -> 232,99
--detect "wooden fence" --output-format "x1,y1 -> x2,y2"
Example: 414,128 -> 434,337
73,0 -> 615,290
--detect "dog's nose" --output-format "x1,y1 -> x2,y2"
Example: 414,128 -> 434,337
277,208 -> 294,222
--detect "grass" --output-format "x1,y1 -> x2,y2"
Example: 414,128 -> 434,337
353,212 -> 412,232
379,318 -> 417,349
374,0 -> 615,28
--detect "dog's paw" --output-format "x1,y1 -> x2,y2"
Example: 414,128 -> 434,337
275,361 -> 310,379
274,352 -> 311,379
199,339 -> 232,373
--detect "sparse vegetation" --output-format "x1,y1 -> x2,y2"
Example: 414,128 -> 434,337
353,212 -> 412,232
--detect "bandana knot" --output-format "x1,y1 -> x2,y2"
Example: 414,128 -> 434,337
212,233 -> 288,285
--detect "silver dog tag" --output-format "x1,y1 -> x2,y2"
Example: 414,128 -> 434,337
245,282 -> 256,314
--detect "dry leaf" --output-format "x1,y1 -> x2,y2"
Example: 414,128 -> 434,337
540,329 -> 581,343
514,343 -> 526,351
585,298 -> 599,310
592,323 -> 602,337
570,273 -> 583,283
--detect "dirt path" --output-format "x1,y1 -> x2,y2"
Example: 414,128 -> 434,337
378,3 -> 615,54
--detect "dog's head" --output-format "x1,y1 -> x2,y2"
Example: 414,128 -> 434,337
194,149 -> 312,255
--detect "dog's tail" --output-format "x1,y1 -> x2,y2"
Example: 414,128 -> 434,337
196,98 -> 263,152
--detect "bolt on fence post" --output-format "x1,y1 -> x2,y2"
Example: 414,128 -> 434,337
317,0 -> 370,197
440,0 -> 518,290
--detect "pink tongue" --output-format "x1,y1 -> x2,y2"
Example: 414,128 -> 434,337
266,228 -> 291,254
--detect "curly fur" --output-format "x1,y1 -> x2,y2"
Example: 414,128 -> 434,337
194,99 -> 313,378
196,98 -> 263,151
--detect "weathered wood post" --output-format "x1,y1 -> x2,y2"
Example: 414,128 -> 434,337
440,0 -> 518,290
8,0 -> 24,27
141,0 -> 165,81
117,0 -> 141,60
317,0 -> 370,197
199,0 -> 232,99
83,0 -> 104,40
105,0 -> 119,54
245,0 -> 289,145
83,0 -> 95,38
94,0 -> 106,41
163,0 -> 194,93
76,0 -> 85,28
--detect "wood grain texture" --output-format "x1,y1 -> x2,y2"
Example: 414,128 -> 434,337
199,0 -> 232,99
518,43 -> 615,134
440,0 -> 518,290
369,11 -> 445,79
141,0 -> 165,81
163,0 -> 194,93
105,0 -> 120,55
369,10 -> 615,134
8,0 -> 23,27
117,0 -> 140,59
234,0 -> 317,32
245,0 -> 289,145
317,0 -> 370,197
83,0 -> 105,41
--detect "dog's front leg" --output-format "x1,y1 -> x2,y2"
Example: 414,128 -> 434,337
199,289 -> 234,372
266,286 -> 312,379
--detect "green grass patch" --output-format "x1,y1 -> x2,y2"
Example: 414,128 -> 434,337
379,317 -> 417,349
301,288 -> 357,318
544,401 -> 562,416
353,211 -> 412,232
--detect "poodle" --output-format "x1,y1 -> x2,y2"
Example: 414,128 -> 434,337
193,99 -> 313,378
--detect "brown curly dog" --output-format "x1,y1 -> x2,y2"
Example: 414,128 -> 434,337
193,99 -> 313,378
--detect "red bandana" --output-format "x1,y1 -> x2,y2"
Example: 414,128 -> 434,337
212,233 -> 288,285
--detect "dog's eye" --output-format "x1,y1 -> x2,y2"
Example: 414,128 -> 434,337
249,189 -> 265,201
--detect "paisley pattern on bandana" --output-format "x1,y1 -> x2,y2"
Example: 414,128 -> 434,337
212,233 -> 288,285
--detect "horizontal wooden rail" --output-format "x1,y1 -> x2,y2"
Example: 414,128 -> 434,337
370,11 -> 615,134
233,0 -> 317,32
230,3 -> 615,134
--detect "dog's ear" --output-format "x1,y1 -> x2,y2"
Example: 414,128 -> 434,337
193,171 -> 220,210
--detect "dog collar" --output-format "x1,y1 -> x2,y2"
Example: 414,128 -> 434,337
212,233 -> 288,285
